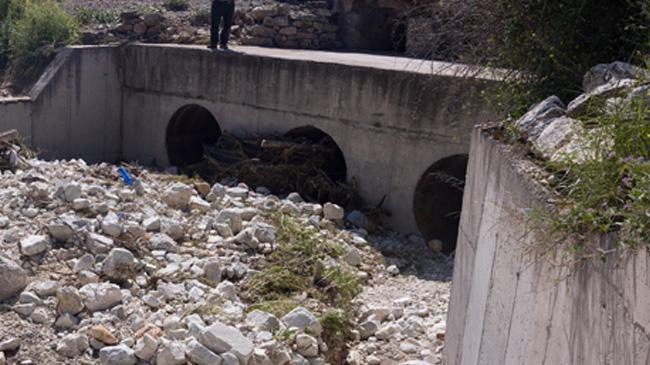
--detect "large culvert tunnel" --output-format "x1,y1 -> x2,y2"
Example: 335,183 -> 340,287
166,104 -> 221,166
413,154 -> 468,253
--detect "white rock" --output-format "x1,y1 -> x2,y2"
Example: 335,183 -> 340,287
281,307 -> 322,335
198,321 -> 254,362
387,265 -> 399,276
143,216 -> 161,232
99,344 -> 137,365
400,342 -> 418,353
190,196 -> 211,212
163,183 -> 193,209
86,233 -> 114,254
216,209 -> 243,234
30,307 -> 50,323
295,334 -> 319,357
79,270 -> 100,285
149,233 -> 179,252
156,340 -> 186,365
344,247 -> 362,267
19,291 -> 41,305
286,192 -> 302,203
215,281 -> 238,301
61,182 -> 82,202
251,222 -> 276,244
227,186 -> 249,199
55,313 -> 79,329
221,352 -> 239,365
186,339 -> 222,365
0,255 -> 27,300
102,248 -> 137,282
102,212 -> 123,237
56,286 -> 84,314
47,221 -> 75,242
20,235 -> 49,256
323,202 -> 344,220
134,334 -> 158,360
56,333 -> 89,358
375,323 -> 399,340
206,183 -> 226,201
203,258 -> 222,282
251,348 -> 272,365
79,283 -> 123,311
232,228 -> 259,249
162,220 -> 185,241
358,320 -> 379,339
245,310 -> 280,332
13,302 -> 35,316
0,338 -> 21,352
72,198 -> 90,211
142,294 -> 160,308
32,280 -> 59,297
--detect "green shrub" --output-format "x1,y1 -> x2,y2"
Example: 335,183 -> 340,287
496,0 -> 650,114
8,0 -> 78,70
244,214 -> 360,309
75,8 -> 118,25
163,0 -> 190,12
535,95 -> 650,256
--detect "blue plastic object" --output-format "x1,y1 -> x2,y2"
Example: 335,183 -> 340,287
118,167 -> 133,186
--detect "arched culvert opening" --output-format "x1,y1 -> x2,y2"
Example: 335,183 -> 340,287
283,126 -> 347,183
166,104 -> 221,167
413,154 -> 468,253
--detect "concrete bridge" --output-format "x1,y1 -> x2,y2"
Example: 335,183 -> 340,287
0,44 -> 498,243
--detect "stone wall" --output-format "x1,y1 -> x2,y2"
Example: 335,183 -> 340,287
444,127 -> 650,365
240,2 -> 339,49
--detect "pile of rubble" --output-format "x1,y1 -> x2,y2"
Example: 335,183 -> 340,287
0,135 -> 451,364
239,2 -> 339,49
111,11 -> 166,41
513,61 -> 649,164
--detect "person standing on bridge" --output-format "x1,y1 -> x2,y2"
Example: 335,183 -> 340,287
209,0 -> 235,50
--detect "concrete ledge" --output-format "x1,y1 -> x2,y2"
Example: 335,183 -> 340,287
444,128 -> 650,365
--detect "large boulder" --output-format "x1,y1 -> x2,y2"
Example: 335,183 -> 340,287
79,283 -> 123,311
583,61 -> 646,93
102,248 -> 137,282
0,255 -> 27,300
198,321 -> 254,362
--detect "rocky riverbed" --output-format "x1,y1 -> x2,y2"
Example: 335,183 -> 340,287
0,149 -> 451,365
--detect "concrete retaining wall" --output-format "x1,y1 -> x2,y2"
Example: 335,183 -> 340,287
444,128 -> 650,365
0,44 -> 497,234
0,46 -> 122,163
119,44 -> 496,233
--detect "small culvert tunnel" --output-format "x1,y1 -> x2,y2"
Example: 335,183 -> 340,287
413,154 -> 468,253
166,104 -> 222,167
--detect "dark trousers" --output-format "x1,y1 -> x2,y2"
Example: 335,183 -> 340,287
210,1 -> 235,47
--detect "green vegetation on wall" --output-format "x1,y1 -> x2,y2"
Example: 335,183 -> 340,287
531,93 -> 650,258
0,0 -> 78,77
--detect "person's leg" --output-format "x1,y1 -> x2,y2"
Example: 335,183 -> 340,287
209,1 -> 221,48
219,2 -> 235,48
